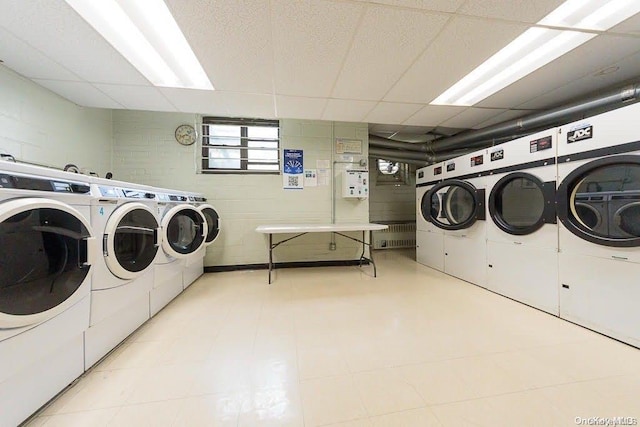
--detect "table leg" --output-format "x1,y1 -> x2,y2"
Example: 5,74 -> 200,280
369,229 -> 377,277
359,230 -> 366,267
268,233 -> 273,284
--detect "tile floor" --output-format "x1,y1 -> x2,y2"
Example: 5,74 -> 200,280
26,250 -> 640,426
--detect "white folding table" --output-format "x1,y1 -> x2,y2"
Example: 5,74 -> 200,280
255,223 -> 388,284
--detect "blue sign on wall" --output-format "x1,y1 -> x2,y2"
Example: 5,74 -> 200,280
283,149 -> 304,189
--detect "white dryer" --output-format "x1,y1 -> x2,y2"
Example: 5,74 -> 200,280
153,190 -> 207,315
556,101 -> 640,347
424,148 -> 489,286
84,178 -> 160,369
0,162 -> 95,427
182,192 -> 220,289
485,130 -> 559,315
416,162 -> 444,270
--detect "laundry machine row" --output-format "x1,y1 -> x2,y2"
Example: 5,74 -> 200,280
416,100 -> 640,348
0,162 -> 221,425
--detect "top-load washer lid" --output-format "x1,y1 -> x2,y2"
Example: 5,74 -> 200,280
198,204 -> 220,246
557,155 -> 640,247
488,172 -> 556,236
103,202 -> 159,280
0,198 -> 95,329
425,179 -> 485,231
161,204 -> 207,258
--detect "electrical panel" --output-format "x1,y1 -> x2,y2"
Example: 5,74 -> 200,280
342,170 -> 368,198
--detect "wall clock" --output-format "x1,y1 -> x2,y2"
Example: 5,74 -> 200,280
175,124 -> 197,146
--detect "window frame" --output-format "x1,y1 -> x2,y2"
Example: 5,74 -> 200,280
200,117 -> 280,174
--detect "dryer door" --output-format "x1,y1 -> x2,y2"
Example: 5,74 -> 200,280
425,180 -> 485,230
0,198 -> 94,329
104,202 -> 159,280
161,204 -> 207,258
489,172 -> 556,236
199,204 -> 220,246
557,155 -> 640,247
420,190 -> 441,224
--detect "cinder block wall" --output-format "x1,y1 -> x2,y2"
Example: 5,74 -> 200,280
0,67 -> 112,175
111,110 -> 369,267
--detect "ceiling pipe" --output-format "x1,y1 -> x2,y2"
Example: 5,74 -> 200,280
369,147 -> 477,164
429,82 -> 640,153
368,155 -> 428,167
369,135 -> 430,152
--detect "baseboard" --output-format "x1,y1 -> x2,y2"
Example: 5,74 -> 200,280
205,259 -> 369,273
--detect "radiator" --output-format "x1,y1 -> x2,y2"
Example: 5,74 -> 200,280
373,222 -> 416,249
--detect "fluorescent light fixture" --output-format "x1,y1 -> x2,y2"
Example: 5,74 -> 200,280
431,0 -> 640,106
64,0 -> 213,90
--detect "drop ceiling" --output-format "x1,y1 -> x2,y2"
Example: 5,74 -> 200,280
1,0 -> 640,138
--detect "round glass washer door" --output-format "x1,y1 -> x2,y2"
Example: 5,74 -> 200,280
420,191 -> 441,223
489,172 -> 555,236
425,180 -> 485,230
0,198 -> 94,329
104,202 -> 159,280
557,155 -> 640,247
161,204 -> 207,258
199,204 -> 220,246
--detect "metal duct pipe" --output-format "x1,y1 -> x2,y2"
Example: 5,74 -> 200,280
369,147 -> 477,164
369,135 -> 430,152
368,155 -> 428,167
429,83 -> 640,153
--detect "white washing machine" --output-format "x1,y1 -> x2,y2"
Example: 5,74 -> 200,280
84,177 -> 160,369
485,129 -> 559,315
152,190 -> 207,315
424,148 -> 489,286
181,191 -> 221,289
0,162 -> 95,427
416,162 -> 444,270
556,101 -> 640,347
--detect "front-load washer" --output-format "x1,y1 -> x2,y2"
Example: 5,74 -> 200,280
416,162 -> 444,270
84,178 -> 160,369
556,101 -> 640,347
0,161 -> 95,427
152,190 -> 207,315
425,149 -> 489,286
485,129 -> 559,315
181,191 -> 221,289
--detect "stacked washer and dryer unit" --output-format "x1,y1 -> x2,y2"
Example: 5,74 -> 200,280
556,102 -> 640,347
0,162 -> 95,427
415,101 -> 640,348
420,148 -> 490,287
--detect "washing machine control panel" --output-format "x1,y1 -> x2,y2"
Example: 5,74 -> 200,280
0,173 -> 90,193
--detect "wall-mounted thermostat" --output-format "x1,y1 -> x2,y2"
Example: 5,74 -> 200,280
342,170 -> 368,198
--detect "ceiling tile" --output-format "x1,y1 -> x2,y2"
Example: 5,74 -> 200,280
384,16 -> 527,103
478,35 -> 640,109
0,0 -> 149,85
94,84 -> 177,112
457,0 -> 564,23
32,80 -> 124,109
610,12 -> 640,36
439,107 -> 506,128
364,102 -> 424,124
351,0 -> 466,13
517,51 -> 640,110
165,0 -> 274,93
218,92 -> 276,118
275,96 -> 327,120
403,104 -> 465,126
159,88 -> 228,115
322,99 -> 377,122
271,0 -> 363,97
331,6 -> 448,100
0,27 -> 78,81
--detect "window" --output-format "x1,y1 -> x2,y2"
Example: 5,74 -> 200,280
201,117 -> 280,173
375,159 -> 411,185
